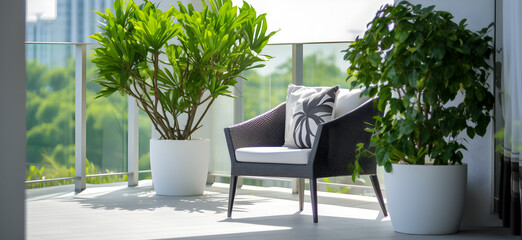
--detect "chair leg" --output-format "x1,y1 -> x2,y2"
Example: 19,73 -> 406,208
228,175 -> 238,218
298,178 -> 305,211
370,175 -> 388,217
309,178 -> 319,223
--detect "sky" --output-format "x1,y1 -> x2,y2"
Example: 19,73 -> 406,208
26,0 -> 57,22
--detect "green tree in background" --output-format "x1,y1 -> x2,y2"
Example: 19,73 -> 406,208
26,60 -> 76,169
304,53 -> 348,88
25,57 -> 152,187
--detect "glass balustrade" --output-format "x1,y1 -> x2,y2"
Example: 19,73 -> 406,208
25,44 -> 76,188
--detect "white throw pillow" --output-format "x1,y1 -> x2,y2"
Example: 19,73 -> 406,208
284,85 -> 339,148
332,88 -> 369,118
284,84 -> 330,144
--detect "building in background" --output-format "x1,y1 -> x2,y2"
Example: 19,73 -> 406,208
26,0 -> 113,67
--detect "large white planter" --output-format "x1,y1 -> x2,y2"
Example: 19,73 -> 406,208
150,139 -> 210,196
384,163 -> 467,235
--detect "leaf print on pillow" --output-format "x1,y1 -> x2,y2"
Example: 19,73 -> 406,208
291,86 -> 338,148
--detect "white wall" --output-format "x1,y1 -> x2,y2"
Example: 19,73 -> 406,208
0,1 -> 27,239
235,0 -> 393,44
396,0 -> 499,228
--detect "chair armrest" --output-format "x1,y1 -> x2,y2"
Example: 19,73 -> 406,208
224,103 -> 286,153
310,98 -> 380,177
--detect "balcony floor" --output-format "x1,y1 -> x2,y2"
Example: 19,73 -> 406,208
27,180 -> 515,240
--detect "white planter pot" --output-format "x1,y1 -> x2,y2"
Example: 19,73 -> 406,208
150,139 -> 210,196
384,163 -> 467,235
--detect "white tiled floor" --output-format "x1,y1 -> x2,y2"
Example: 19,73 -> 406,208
26,180 -> 516,240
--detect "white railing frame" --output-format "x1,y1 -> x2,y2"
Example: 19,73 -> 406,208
25,42 -> 141,190
128,97 -> 140,187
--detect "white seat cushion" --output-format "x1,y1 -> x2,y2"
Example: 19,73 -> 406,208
235,146 -> 311,165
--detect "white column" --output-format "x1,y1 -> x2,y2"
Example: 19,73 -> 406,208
128,97 -> 140,186
292,44 -> 303,85
75,44 -> 87,192
291,43 -> 304,193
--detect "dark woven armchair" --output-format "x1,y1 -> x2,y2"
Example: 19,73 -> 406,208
224,97 -> 387,223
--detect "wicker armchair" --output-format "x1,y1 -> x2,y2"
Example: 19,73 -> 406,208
224,97 -> 387,223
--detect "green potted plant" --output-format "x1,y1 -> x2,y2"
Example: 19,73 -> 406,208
90,0 -> 276,195
343,1 -> 494,234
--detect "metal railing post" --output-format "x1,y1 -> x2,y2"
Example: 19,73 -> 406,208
75,44 -> 87,192
128,97 -> 139,187
292,44 -> 304,85
291,43 -> 304,193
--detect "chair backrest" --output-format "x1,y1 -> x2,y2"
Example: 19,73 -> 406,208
283,85 -> 371,149
285,85 -> 370,121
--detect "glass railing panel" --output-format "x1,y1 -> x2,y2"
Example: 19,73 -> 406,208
138,110 -> 152,180
25,44 -> 76,188
25,0 -> 121,187
303,43 -> 351,88
243,44 -> 293,121
85,46 -> 128,184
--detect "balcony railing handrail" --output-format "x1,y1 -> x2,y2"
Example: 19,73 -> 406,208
25,41 -> 354,46
25,42 -> 98,45
25,170 -> 153,185
266,40 -> 354,45
25,171 -> 375,192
